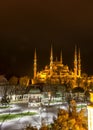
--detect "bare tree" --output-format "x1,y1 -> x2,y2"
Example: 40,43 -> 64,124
0,75 -> 10,104
9,76 -> 19,95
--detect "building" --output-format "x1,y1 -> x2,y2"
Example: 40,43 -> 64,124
87,92 -> 93,130
32,45 -> 81,88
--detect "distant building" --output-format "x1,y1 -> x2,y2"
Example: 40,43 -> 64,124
87,92 -> 93,130
24,88 -> 42,107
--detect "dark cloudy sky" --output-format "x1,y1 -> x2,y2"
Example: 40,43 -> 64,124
0,0 -> 93,78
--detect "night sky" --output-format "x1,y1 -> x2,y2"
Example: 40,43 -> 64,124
0,0 -> 93,78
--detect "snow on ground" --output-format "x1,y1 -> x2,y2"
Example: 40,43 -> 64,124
0,112 -> 55,130
0,102 -> 88,130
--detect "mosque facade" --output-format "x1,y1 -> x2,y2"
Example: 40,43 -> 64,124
32,45 -> 81,88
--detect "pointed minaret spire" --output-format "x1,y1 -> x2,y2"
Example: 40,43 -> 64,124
50,45 -> 53,75
74,45 -> 77,78
60,50 -> 62,64
34,48 -> 37,78
78,48 -> 81,77
50,45 -> 53,63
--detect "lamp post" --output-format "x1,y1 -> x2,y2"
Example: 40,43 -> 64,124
67,91 -> 72,113
39,107 -> 42,127
48,92 -> 51,106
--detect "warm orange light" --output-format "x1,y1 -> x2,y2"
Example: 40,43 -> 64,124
40,74 -> 46,79
90,92 -> 93,103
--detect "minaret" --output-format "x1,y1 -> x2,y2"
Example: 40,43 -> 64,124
50,45 -> 53,75
74,45 -> 77,79
34,48 -> 37,78
78,48 -> 81,77
56,57 -> 58,62
60,50 -> 62,64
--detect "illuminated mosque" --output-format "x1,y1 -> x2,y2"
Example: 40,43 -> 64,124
32,45 -> 81,87
31,45 -> 93,130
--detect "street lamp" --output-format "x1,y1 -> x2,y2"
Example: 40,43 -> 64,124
48,92 -> 51,106
39,107 -> 42,127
